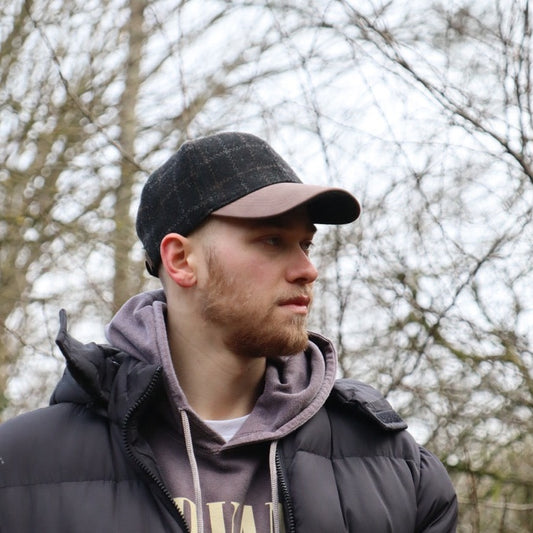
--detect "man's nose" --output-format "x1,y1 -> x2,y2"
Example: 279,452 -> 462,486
286,249 -> 318,284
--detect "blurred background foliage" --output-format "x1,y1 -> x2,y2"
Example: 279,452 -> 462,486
1,1 -> 532,530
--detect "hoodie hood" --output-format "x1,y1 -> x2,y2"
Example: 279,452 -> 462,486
105,289 -> 338,447
105,289 -> 168,365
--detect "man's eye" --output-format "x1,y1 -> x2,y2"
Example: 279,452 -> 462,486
263,236 -> 282,246
301,241 -> 314,255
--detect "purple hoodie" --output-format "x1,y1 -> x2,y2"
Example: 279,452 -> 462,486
106,290 -> 338,533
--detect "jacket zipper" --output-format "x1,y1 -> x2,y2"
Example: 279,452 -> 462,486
276,449 -> 296,533
121,367 -> 191,533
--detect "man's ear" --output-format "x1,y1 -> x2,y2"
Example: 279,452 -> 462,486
160,233 -> 197,287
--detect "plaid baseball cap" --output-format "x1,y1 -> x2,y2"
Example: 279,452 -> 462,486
136,131 -> 361,276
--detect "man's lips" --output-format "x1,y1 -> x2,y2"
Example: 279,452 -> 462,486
278,295 -> 312,312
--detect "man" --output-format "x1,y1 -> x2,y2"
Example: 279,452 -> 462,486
0,132 -> 457,532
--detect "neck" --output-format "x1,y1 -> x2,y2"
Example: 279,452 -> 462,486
166,307 -> 266,420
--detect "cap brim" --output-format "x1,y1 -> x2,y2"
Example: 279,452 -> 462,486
211,182 -> 360,224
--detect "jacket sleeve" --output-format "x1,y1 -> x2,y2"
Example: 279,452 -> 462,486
415,446 -> 458,532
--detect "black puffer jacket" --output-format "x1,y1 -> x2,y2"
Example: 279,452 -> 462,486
0,312 -> 457,532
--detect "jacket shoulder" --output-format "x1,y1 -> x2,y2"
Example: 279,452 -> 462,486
281,381 -> 458,532
281,379 -> 414,465
0,403 -> 127,488
0,404 -> 182,533
328,378 -> 407,431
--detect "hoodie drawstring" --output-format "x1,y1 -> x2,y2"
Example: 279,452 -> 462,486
269,440 -> 281,533
180,409 -> 281,533
180,409 -> 205,533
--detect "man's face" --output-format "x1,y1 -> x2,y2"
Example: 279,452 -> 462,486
194,207 -> 318,359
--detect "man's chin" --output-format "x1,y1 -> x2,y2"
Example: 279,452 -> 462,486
226,328 -> 309,359
262,332 -> 309,359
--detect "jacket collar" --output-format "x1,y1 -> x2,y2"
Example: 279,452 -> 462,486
330,378 -> 407,431
51,309 -> 162,423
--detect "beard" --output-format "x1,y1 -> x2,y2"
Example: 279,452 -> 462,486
199,250 -> 311,359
